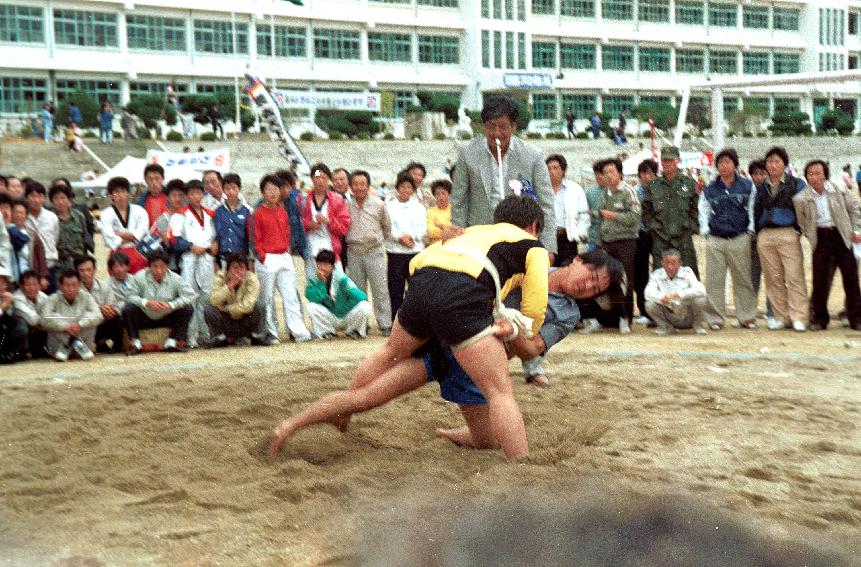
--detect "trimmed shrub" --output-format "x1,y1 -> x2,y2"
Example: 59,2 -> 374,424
55,91 -> 100,128
299,131 -> 315,141
633,103 -> 678,130
545,131 -> 566,139
315,110 -> 382,138
769,111 -> 812,135
126,94 -> 177,129
526,132 -> 543,139
416,91 -> 461,122
383,132 -> 396,140
165,131 -> 183,142
458,131 -> 472,140
329,131 -> 344,141
200,132 -> 218,142
575,131 -> 589,139
433,132 -> 447,140
819,108 -> 854,134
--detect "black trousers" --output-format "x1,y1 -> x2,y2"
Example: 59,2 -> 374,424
811,228 -> 861,328
387,252 -> 416,317
555,229 -> 579,267
0,314 -> 28,359
578,298 -> 624,328
123,303 -> 193,342
96,315 -> 125,353
634,231 -> 652,319
204,302 -> 264,340
602,238 -> 637,322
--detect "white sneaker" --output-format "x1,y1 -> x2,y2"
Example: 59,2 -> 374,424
54,345 -> 70,362
792,321 -> 807,332
767,318 -> 786,331
634,316 -> 651,325
694,327 -> 708,335
619,318 -> 631,334
655,327 -> 675,336
840,315 -> 850,328
71,339 -> 94,360
580,318 -> 601,334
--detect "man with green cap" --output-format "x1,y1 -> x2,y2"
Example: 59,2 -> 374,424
642,146 -> 700,277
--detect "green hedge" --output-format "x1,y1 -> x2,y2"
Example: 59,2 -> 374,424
126,94 -> 177,129
54,91 -> 100,128
315,110 -> 383,138
769,111 -> 812,135
819,108 -> 854,134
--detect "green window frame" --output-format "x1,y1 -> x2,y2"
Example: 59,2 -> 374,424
481,30 -> 491,67
493,0 -> 502,18
639,47 -> 671,72
561,94 -> 596,119
676,49 -> 704,73
675,1 -> 704,25
194,19 -> 248,54
0,76 -> 47,113
742,5 -> 769,29
127,15 -> 185,51
560,43 -> 596,69
53,9 -> 118,47
638,0 -> 669,23
0,5 -> 44,43
773,7 -> 799,30
417,0 -> 459,6
481,0 -> 490,18
532,0 -> 554,15
195,84 -> 235,94
774,97 -> 800,113
602,45 -> 634,71
560,0 -> 594,18
602,0 -> 633,21
743,52 -> 769,74
370,0 -> 409,3
709,49 -> 737,74
493,30 -> 502,68
723,96 -> 740,117
772,52 -> 800,74
517,32 -> 526,69
505,31 -> 515,69
532,93 -> 557,120
603,94 -> 634,116
517,0 -> 526,20
531,40 -> 556,68
392,90 -> 415,118
505,0 -> 514,19
709,3 -> 737,27
744,97 -> 770,116
639,95 -> 671,106
314,28 -> 361,60
418,35 -> 459,63
55,79 -> 121,104
368,31 -> 412,62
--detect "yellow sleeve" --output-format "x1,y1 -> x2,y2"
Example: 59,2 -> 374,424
425,208 -> 442,242
520,246 -> 550,335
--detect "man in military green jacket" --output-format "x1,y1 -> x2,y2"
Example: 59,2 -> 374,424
642,146 -> 700,277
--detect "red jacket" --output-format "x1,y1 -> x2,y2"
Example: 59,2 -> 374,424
302,190 -> 350,259
253,204 -> 291,262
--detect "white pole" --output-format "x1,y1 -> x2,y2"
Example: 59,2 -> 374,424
711,88 -> 725,151
495,137 -> 505,194
235,75 -> 241,139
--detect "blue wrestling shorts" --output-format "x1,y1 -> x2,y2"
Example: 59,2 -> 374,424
421,343 -> 487,405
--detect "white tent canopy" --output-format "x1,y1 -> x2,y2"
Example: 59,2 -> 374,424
72,156 -> 203,190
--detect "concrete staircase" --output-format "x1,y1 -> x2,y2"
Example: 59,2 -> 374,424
1,139 -> 152,183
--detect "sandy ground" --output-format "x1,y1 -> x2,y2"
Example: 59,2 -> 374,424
1,136 -> 860,564
0,326 -> 859,566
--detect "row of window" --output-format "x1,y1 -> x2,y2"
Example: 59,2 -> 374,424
524,42 -> 801,75
370,0 -> 459,6
528,0 -> 799,30
532,92 -> 802,120
820,8 -> 846,47
0,6 -> 460,63
481,30 -> 527,69
819,52 -> 847,72
481,0 -> 527,21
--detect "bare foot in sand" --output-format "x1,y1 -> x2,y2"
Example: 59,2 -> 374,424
435,426 -> 476,448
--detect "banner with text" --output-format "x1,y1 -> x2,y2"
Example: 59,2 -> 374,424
145,148 -> 231,172
269,90 -> 381,112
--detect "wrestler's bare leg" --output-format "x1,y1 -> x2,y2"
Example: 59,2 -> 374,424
452,334 -> 528,460
435,404 -> 499,449
268,358 -> 427,456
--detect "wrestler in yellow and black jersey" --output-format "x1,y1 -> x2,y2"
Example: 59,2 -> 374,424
398,222 -> 550,347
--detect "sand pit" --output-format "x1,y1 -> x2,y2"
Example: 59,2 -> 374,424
0,328 -> 859,565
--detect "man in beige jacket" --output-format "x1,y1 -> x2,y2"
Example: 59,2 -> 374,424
205,253 -> 265,347
40,270 -> 103,361
794,160 -> 861,330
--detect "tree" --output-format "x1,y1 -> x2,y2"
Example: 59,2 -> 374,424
633,103 -> 679,130
126,94 -> 177,129
416,91 -> 461,122
54,91 -> 100,128
769,111 -> 812,135
728,104 -> 767,137
819,108 -> 854,134
686,100 -> 712,134
315,110 -> 383,138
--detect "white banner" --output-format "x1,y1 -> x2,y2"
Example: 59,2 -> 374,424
145,148 -> 231,172
269,90 -> 381,112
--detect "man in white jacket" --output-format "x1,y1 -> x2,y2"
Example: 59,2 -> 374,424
40,270 -> 103,361
100,176 -> 150,274
545,154 -> 589,266
645,248 -> 708,336
169,179 -> 217,348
